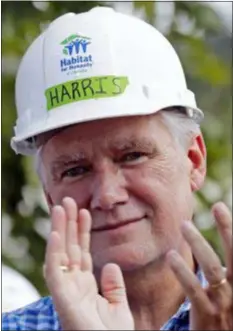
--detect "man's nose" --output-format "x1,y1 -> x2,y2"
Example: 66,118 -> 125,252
90,168 -> 129,211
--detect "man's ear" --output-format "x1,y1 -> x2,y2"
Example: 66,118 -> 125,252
188,133 -> 207,192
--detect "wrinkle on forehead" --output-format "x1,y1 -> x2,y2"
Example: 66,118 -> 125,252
39,112 -> 171,151
42,114 -> 161,143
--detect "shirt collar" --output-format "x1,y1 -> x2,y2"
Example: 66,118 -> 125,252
160,268 -> 208,330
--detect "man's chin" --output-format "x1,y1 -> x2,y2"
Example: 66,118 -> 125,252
92,243 -> 155,272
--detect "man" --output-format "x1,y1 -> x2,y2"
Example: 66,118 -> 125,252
2,6 -> 232,331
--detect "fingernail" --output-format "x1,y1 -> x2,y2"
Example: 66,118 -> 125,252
181,220 -> 193,230
212,202 -> 226,217
166,250 -> 180,266
166,249 -> 178,260
167,249 -> 178,257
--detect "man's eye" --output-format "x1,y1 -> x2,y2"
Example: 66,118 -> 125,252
61,166 -> 90,178
121,152 -> 147,163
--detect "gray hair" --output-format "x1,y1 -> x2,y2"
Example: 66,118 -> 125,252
34,109 -> 201,187
160,108 -> 201,150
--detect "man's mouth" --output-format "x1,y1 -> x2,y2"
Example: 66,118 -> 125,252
91,217 -> 144,232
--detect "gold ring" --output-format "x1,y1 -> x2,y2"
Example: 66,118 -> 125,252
60,265 -> 69,272
210,278 -> 227,289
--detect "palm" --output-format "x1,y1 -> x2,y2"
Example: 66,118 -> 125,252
58,269 -> 98,306
44,198 -> 134,330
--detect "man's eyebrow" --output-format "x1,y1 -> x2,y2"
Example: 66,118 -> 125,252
50,152 -> 88,171
110,138 -> 156,151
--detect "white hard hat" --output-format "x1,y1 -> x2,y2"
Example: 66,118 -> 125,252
2,265 -> 40,312
11,6 -> 204,155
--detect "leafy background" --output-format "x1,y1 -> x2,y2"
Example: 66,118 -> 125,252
2,1 -> 232,296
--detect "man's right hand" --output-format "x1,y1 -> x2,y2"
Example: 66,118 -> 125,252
44,197 -> 135,330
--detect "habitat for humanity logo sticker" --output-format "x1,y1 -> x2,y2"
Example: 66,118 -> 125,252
60,34 -> 93,75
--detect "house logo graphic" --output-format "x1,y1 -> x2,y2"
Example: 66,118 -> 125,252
60,34 -> 93,74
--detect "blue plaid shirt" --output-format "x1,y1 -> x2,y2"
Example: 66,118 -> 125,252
2,269 -> 208,330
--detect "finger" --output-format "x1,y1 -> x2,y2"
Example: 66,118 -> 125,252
167,250 -> 215,314
67,218 -> 81,268
79,209 -> 92,271
51,205 -> 68,265
79,209 -> 91,250
62,197 -> 79,246
101,263 -> 129,306
62,197 -> 78,222
212,202 -> 232,281
45,231 -> 65,289
181,221 -> 225,285
62,197 -> 81,267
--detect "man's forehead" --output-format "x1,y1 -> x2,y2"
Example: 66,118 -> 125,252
46,135 -> 157,158
38,113 -> 170,158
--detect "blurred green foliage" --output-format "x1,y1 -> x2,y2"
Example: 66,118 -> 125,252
2,1 -> 232,295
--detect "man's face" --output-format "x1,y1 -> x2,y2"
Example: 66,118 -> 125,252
41,114 -> 200,272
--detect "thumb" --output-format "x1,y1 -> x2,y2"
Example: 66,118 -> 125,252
101,263 -> 128,306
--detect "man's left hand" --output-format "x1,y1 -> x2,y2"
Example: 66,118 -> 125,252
167,202 -> 232,330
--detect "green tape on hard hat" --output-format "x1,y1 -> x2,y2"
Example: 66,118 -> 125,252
45,75 -> 129,111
